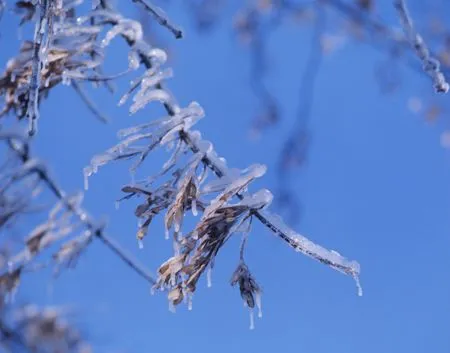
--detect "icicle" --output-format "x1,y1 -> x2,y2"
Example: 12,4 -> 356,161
165,228 -> 170,240
255,291 -> 262,318
191,199 -> 198,216
354,274 -> 363,297
206,267 -> 212,288
174,220 -> 180,233
187,294 -> 193,311
61,71 -> 71,86
249,310 -> 255,330
168,301 -> 176,313
115,201 -> 120,210
83,167 -> 93,191
138,239 -> 144,249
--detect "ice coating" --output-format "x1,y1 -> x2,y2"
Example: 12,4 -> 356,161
259,210 -> 361,291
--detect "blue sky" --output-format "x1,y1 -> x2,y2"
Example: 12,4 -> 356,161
2,1 -> 450,352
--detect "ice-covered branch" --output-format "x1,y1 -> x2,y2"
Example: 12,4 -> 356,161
393,0 -> 449,93
131,45 -> 360,282
87,5 -> 361,300
180,131 -> 361,281
26,0 -> 50,136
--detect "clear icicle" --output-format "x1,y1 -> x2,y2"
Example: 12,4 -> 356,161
187,294 -> 193,311
138,239 -> 144,249
249,310 -> 255,330
83,167 -> 92,191
206,267 -> 212,288
255,291 -> 262,318
191,199 -> 198,216
354,274 -> 363,297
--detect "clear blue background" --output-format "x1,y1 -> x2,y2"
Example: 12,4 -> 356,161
1,1 -> 450,352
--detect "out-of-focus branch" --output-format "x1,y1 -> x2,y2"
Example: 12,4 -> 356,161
393,0 -> 449,93
0,131 -> 156,285
72,82 -> 110,124
0,305 -> 92,353
276,4 -> 326,223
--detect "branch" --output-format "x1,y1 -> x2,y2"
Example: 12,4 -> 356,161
72,81 -> 110,124
393,0 -> 449,93
132,0 -> 183,39
111,17 -> 362,288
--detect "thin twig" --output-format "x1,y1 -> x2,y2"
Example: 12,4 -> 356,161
276,4 -> 325,222
132,0 -> 183,39
72,82 -> 110,124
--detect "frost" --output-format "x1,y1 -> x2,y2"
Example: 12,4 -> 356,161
191,199 -> 198,216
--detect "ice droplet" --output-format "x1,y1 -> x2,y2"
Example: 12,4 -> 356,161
249,310 -> 255,330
